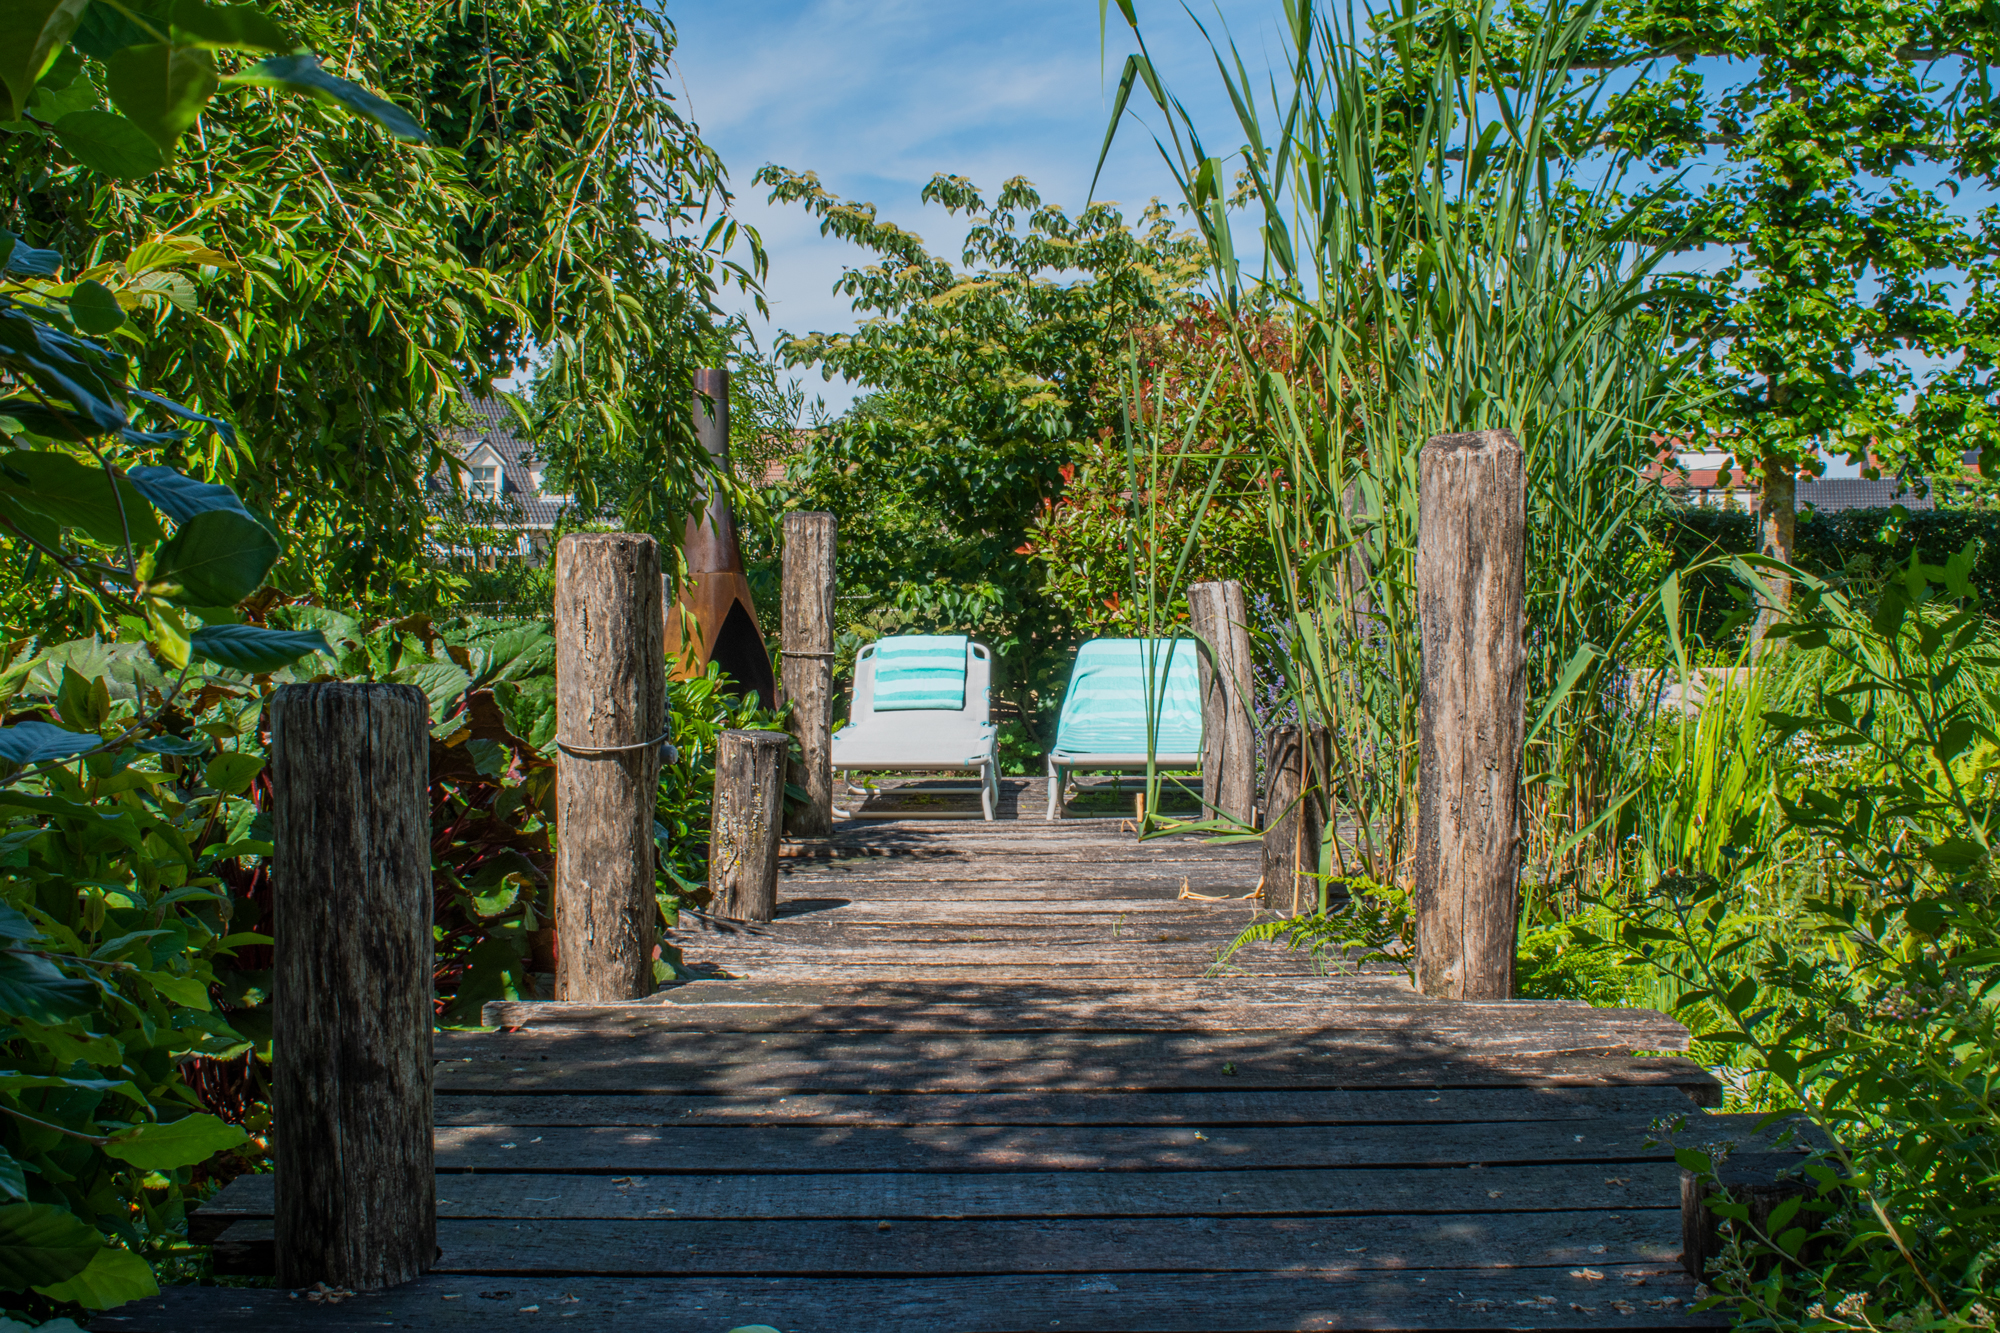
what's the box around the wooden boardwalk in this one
[104,793,1770,1332]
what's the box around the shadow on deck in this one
[106,817,1774,1333]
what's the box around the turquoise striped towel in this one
[870,635,969,711]
[1053,638,1203,755]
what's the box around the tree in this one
[1589,0,2000,617]
[3,0,762,617]
[754,168,1204,748]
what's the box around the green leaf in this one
[189,623,329,673]
[50,109,165,179]
[170,0,292,52]
[102,1113,247,1171]
[0,308,130,435]
[391,661,473,719]
[31,1243,158,1308]
[67,281,126,335]
[124,465,251,523]
[204,751,263,796]
[0,1203,101,1292]
[224,54,429,142]
[0,229,60,277]
[0,0,92,122]
[0,449,162,546]
[71,3,155,59]
[0,721,97,765]
[137,969,210,1009]
[0,951,97,1023]
[103,43,219,152]
[0,1147,25,1203]
[150,508,279,605]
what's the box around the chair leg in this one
[1045,759,1061,821]
[980,759,996,821]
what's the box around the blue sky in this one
[667,0,1278,414]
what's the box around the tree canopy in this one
[3,0,762,621]
[753,167,1206,748]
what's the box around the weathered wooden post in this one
[1189,579,1255,823]
[1260,722,1328,915]
[708,729,787,921]
[781,512,837,837]
[269,683,433,1291]
[1414,428,1526,1000]
[555,532,666,1002]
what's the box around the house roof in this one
[435,397,573,528]
[1798,478,1937,513]
[1658,473,1939,513]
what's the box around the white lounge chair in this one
[1045,637,1204,820]
[832,635,1000,820]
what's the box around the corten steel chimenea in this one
[666,367,777,707]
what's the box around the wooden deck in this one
[102,792,1769,1332]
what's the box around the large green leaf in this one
[0,449,163,547]
[203,751,262,796]
[50,109,165,179]
[102,1113,247,1170]
[149,509,278,605]
[0,720,98,765]
[189,623,330,673]
[67,281,126,335]
[0,1203,100,1292]
[0,230,60,277]
[224,54,429,142]
[390,660,473,720]
[0,1148,25,1203]
[0,951,98,1022]
[0,308,130,435]
[103,43,219,152]
[125,465,250,523]
[0,0,92,121]
[0,492,62,554]
[31,1243,158,1308]
[170,0,292,53]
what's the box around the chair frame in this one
[832,639,1000,821]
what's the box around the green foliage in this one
[1104,0,1691,867]
[1027,304,1286,639]
[757,168,1204,751]
[5,0,762,617]
[1588,0,2000,483]
[1548,550,2000,1330]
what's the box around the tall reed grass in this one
[1100,0,1700,906]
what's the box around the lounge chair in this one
[1045,637,1203,820]
[831,634,1000,820]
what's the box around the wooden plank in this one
[761,898,1268,917]
[476,1002,1688,1050]
[556,979,1436,1006]
[209,1207,1683,1277]
[677,922,1274,944]
[413,1115,1773,1174]
[439,1026,1694,1068]
[91,1265,1723,1332]
[672,963,1393,982]
[672,942,1360,965]
[195,1159,1687,1226]
[430,1086,1702,1128]
[432,1045,1721,1101]
[773,880,1261,899]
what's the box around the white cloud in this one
[669,0,1282,412]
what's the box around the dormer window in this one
[470,464,501,496]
